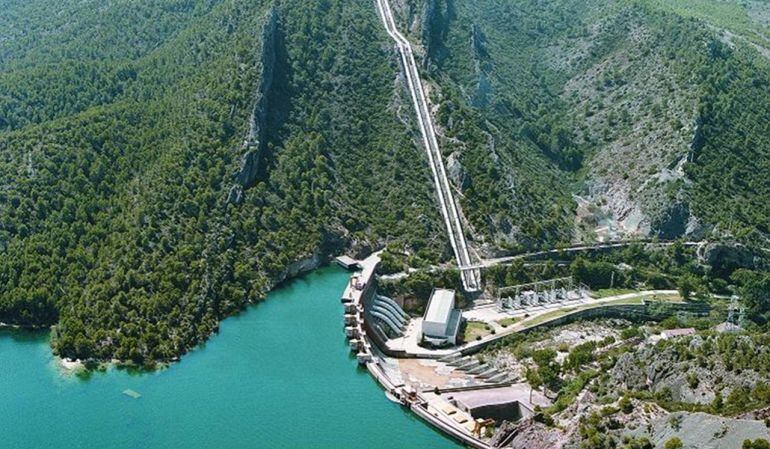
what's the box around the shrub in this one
[744,439,770,449]
[687,372,699,389]
[619,395,633,414]
[620,326,641,340]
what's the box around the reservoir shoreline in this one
[0,266,460,449]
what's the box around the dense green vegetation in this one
[1,0,768,366]
[685,40,770,238]
[564,242,767,307]
[406,0,770,247]
[413,0,589,249]
[0,0,446,364]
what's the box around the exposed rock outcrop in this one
[446,151,469,190]
[505,419,568,449]
[471,24,488,60]
[282,253,322,280]
[652,202,690,240]
[641,412,770,449]
[230,7,279,201]
[421,0,440,56]
[702,241,756,273]
[420,0,453,67]
[470,24,492,108]
[611,337,767,406]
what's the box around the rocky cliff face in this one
[559,15,701,241]
[229,7,279,203]
[702,242,757,274]
[611,336,768,405]
[469,24,492,108]
[419,0,453,68]
[278,252,322,283]
[642,411,770,449]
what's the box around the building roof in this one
[424,289,455,324]
[662,328,696,338]
[715,322,742,333]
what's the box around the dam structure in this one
[337,251,706,447]
[340,252,496,449]
[370,295,409,337]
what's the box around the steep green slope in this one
[0,0,444,364]
[399,0,770,246]
[401,0,583,253]
[1,0,768,365]
[676,31,770,241]
[0,0,229,131]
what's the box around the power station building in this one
[422,289,462,346]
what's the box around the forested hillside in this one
[397,0,770,246]
[0,0,445,364]
[1,0,768,365]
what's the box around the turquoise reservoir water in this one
[0,267,459,449]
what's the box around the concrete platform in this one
[447,384,549,420]
[335,255,361,271]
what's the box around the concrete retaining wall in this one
[459,301,710,356]
[517,301,710,336]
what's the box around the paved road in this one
[473,240,705,268]
[375,0,481,291]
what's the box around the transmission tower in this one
[727,295,739,325]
